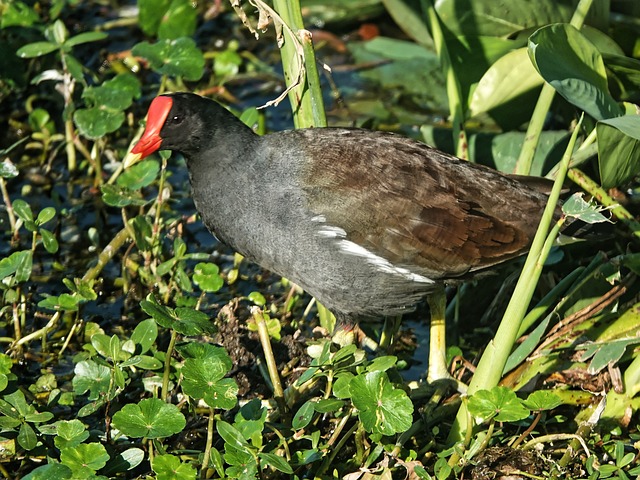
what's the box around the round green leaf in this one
[152,454,197,480]
[60,443,110,477]
[117,160,160,190]
[349,371,413,435]
[72,360,111,400]
[193,262,224,292]
[468,386,531,423]
[181,357,238,410]
[523,391,563,411]
[112,398,186,438]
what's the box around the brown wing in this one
[300,129,550,280]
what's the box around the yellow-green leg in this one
[427,286,467,392]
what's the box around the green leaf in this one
[597,115,640,188]
[217,420,252,452]
[18,422,37,450]
[131,319,158,354]
[138,0,171,35]
[38,293,82,312]
[130,215,153,251]
[523,391,563,411]
[141,294,215,335]
[46,19,68,46]
[468,386,531,423]
[117,159,159,190]
[562,193,610,224]
[292,400,315,430]
[35,206,56,226]
[528,24,622,120]
[349,371,413,435]
[72,360,111,400]
[132,38,205,81]
[101,447,145,476]
[193,263,224,292]
[0,250,33,283]
[52,419,90,450]
[247,291,266,306]
[64,31,108,48]
[259,452,293,474]
[366,355,397,372]
[158,0,198,40]
[181,357,238,410]
[21,464,73,480]
[1,1,39,28]
[152,454,197,480]
[0,159,19,178]
[112,398,186,438]
[582,338,640,374]
[314,398,344,413]
[16,41,59,58]
[100,184,151,207]
[40,228,59,254]
[74,73,141,139]
[60,443,110,477]
[469,47,543,117]
[12,199,34,223]
[435,0,576,37]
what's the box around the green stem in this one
[421,0,468,159]
[271,0,327,128]
[252,307,288,420]
[201,407,215,477]
[448,115,583,443]
[162,329,178,402]
[514,0,594,175]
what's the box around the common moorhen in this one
[130,92,551,382]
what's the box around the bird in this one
[129,92,551,384]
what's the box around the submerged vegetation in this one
[1,0,640,478]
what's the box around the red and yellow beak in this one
[126,96,174,167]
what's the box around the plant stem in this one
[421,0,468,159]
[162,329,178,402]
[201,407,215,477]
[448,115,583,443]
[270,0,326,128]
[251,307,288,419]
[514,0,594,175]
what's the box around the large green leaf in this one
[597,115,640,188]
[435,0,575,37]
[469,47,543,117]
[529,24,622,120]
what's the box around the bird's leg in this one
[426,286,467,393]
[426,285,449,383]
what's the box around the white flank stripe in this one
[337,239,433,284]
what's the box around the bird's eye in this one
[172,115,183,124]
